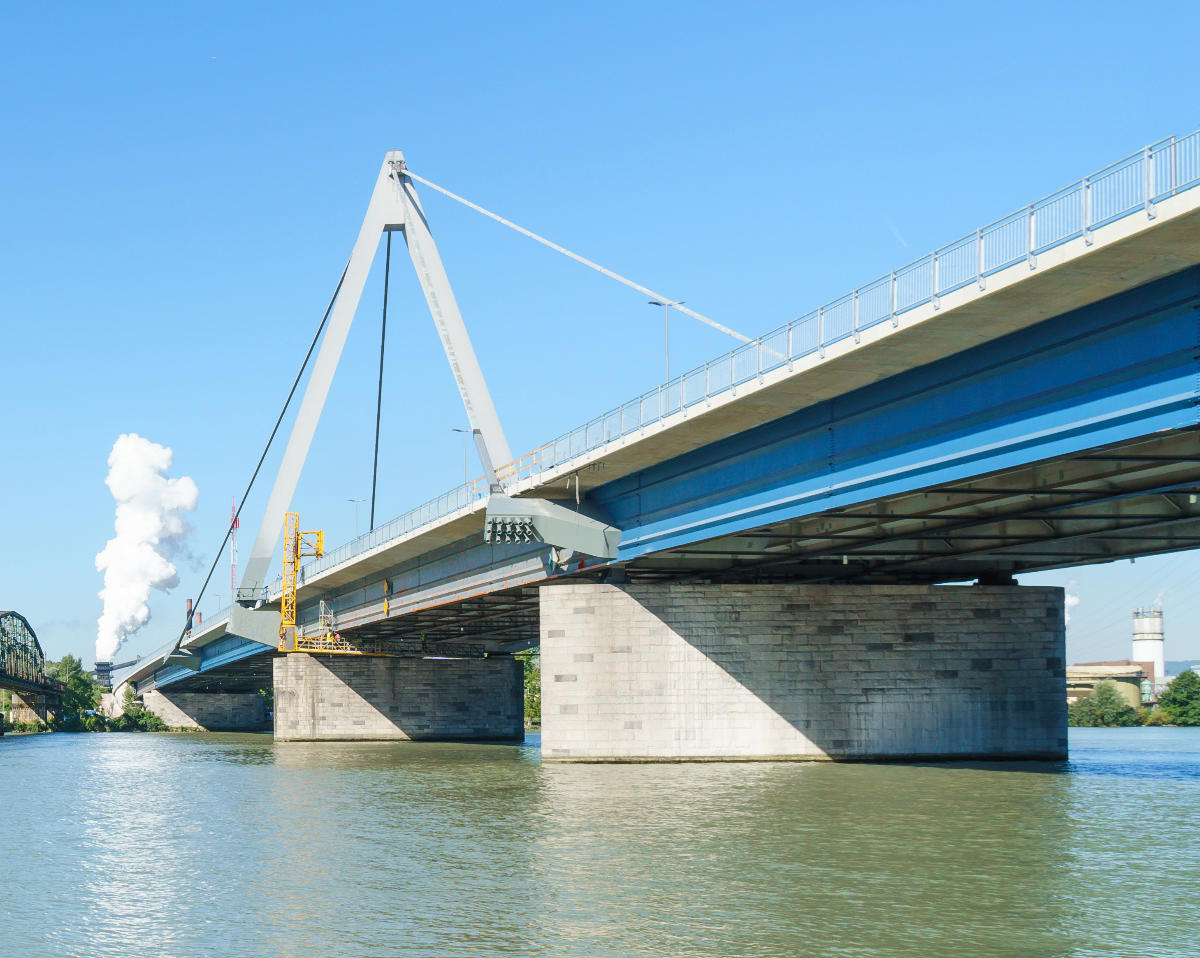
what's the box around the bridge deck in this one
[118,133,1200,693]
[296,173,1200,596]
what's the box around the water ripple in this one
[0,728,1196,957]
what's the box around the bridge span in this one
[1,611,65,727]
[119,130,1200,760]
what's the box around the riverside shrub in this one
[1068,680,1140,727]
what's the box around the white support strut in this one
[389,155,513,469]
[239,151,514,597]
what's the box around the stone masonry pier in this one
[273,653,523,742]
[142,690,269,731]
[540,583,1066,762]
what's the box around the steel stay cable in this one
[398,167,753,345]
[370,233,391,532]
[163,266,349,659]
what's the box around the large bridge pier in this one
[272,653,524,742]
[140,689,270,731]
[540,583,1066,762]
[9,691,59,727]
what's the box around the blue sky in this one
[3,1,1200,667]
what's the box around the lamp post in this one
[347,498,364,538]
[451,428,470,482]
[648,300,684,382]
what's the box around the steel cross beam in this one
[239,152,513,597]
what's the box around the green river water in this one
[0,727,1196,957]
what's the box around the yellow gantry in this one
[278,511,324,651]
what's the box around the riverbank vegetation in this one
[1,655,103,733]
[1,657,174,733]
[1070,670,1200,727]
[516,649,540,727]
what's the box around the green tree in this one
[1156,669,1200,726]
[109,686,167,732]
[516,649,540,727]
[1068,680,1140,727]
[44,655,102,730]
[62,655,100,715]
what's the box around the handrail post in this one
[890,270,898,327]
[1027,204,1036,270]
[1082,177,1093,245]
[931,251,940,310]
[1144,145,1156,219]
[852,290,860,344]
[818,306,825,359]
[977,227,985,290]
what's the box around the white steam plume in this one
[95,434,199,662]
[1065,578,1081,626]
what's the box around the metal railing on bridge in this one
[516,131,1200,485]
[286,130,1200,584]
[295,480,490,583]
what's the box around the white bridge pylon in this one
[238,152,619,602]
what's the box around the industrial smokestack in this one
[1132,607,1165,686]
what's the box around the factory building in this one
[1067,607,1165,706]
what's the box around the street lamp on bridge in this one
[451,428,470,483]
[648,299,684,382]
[347,498,365,538]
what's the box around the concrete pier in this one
[10,692,57,727]
[540,583,1066,762]
[142,690,269,731]
[273,653,523,742]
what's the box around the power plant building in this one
[1067,606,1166,706]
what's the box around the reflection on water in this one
[0,729,1197,957]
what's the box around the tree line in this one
[1069,669,1200,727]
[1,655,167,733]
[4,651,544,733]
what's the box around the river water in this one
[1,728,1197,958]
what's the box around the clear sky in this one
[3,1,1200,669]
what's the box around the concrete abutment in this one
[540,582,1066,762]
[272,653,524,742]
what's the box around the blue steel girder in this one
[595,266,1200,560]
[145,265,1200,683]
[141,634,274,694]
[146,538,549,690]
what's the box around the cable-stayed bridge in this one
[117,130,1200,760]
